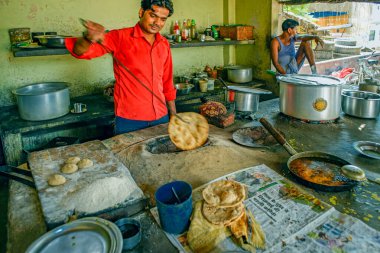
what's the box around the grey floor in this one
[0,177,8,253]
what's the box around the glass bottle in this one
[190,19,197,39]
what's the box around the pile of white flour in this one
[66,176,143,213]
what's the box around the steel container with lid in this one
[277,74,344,121]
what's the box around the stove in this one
[279,113,340,124]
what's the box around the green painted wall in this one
[0,0,224,106]
[235,0,276,92]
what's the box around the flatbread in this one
[229,208,248,239]
[202,201,244,226]
[202,180,245,208]
[168,112,209,151]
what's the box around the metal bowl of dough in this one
[26,217,123,253]
[34,35,71,48]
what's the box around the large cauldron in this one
[277,74,344,121]
[13,82,70,121]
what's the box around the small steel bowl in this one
[175,83,194,95]
[115,218,141,250]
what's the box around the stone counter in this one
[6,98,380,252]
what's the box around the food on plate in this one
[77,158,93,169]
[202,201,244,226]
[168,112,209,151]
[61,163,78,174]
[65,156,81,164]
[48,174,66,186]
[202,179,245,207]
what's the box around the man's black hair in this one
[141,0,174,17]
[282,19,299,31]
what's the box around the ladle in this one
[171,187,181,204]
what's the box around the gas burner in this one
[235,111,255,120]
[279,113,339,124]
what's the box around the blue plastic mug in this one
[155,181,193,234]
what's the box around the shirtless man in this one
[271,19,324,75]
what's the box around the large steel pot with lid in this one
[13,82,70,121]
[277,74,344,121]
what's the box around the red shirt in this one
[65,23,176,121]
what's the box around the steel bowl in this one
[225,66,253,83]
[35,35,70,48]
[342,90,380,119]
[175,83,194,95]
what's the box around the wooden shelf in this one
[170,39,255,48]
[11,39,255,57]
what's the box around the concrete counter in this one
[6,98,380,252]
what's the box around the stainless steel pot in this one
[278,74,344,121]
[13,82,70,121]
[226,66,252,83]
[227,85,272,112]
[342,90,380,119]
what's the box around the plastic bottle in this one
[190,19,197,39]
[173,20,180,35]
[181,20,188,40]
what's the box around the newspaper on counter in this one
[151,164,380,252]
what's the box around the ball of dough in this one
[65,156,81,164]
[48,174,66,186]
[77,158,93,169]
[61,163,78,174]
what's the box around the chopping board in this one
[28,140,145,229]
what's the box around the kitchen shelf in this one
[11,39,255,57]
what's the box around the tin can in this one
[176,34,182,43]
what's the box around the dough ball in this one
[65,156,81,164]
[48,174,66,186]
[77,158,93,169]
[61,163,78,174]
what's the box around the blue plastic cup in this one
[155,181,193,234]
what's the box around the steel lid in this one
[227,85,272,94]
[26,217,123,253]
[277,74,344,87]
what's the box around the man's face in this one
[139,5,169,34]
[287,27,297,38]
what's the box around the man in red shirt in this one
[65,0,177,134]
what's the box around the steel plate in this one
[232,126,282,148]
[26,217,123,253]
[353,141,380,160]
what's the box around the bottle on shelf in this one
[173,20,180,35]
[181,20,188,40]
[190,19,197,39]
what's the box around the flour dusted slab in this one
[28,140,145,228]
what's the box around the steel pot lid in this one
[227,85,272,94]
[277,74,344,87]
[13,82,69,96]
[26,217,123,253]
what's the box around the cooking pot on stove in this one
[13,82,70,121]
[219,78,272,113]
[277,74,344,121]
